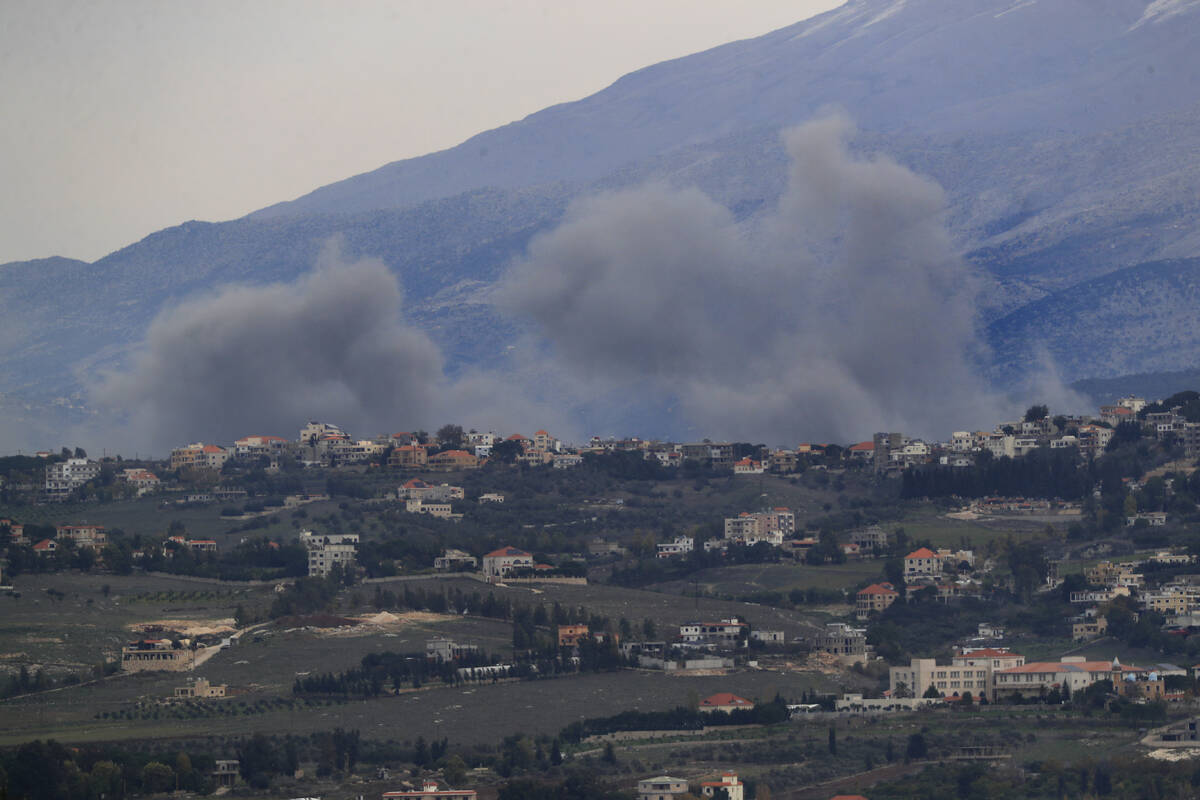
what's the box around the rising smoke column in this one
[92,242,445,450]
[498,113,1007,442]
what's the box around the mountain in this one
[3,0,1200,449]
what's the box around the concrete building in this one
[904,547,942,580]
[169,443,229,472]
[637,776,690,800]
[434,549,477,571]
[299,530,359,578]
[44,458,101,500]
[174,677,227,698]
[811,623,868,663]
[856,583,900,620]
[121,640,192,672]
[680,619,747,648]
[656,536,694,558]
[699,772,744,800]
[993,657,1147,701]
[482,546,534,579]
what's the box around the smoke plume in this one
[92,242,444,450]
[498,113,1011,442]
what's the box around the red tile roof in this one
[905,547,938,559]
[849,441,874,451]
[485,546,531,559]
[857,583,898,596]
[700,692,753,708]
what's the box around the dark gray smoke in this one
[92,242,444,450]
[498,113,1012,442]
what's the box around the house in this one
[680,619,747,648]
[32,539,57,555]
[903,547,942,580]
[656,536,694,558]
[750,630,785,644]
[558,624,589,647]
[434,549,477,571]
[811,623,868,664]
[478,492,505,504]
[174,677,226,698]
[1127,512,1167,527]
[120,468,160,493]
[169,443,229,471]
[121,640,192,672]
[733,458,764,474]
[847,525,889,551]
[55,524,107,550]
[855,583,899,620]
[699,693,754,713]
[398,479,465,502]
[384,781,477,800]
[482,546,534,579]
[388,444,429,469]
[1,518,26,545]
[405,499,462,520]
[637,776,690,800]
[1073,617,1108,641]
[426,450,480,471]
[699,772,744,800]
[426,638,478,661]
[212,760,240,788]
[298,530,358,577]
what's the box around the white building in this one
[699,773,743,800]
[299,530,359,578]
[482,546,534,578]
[656,536,694,558]
[44,458,101,500]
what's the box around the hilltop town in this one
[2,390,1200,799]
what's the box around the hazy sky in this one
[0,0,842,265]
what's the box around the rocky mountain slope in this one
[3,0,1200,448]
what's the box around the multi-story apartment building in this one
[299,531,359,578]
[44,458,101,500]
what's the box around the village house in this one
[811,623,868,664]
[426,449,480,471]
[434,549,477,571]
[120,468,160,494]
[856,583,900,620]
[699,693,754,714]
[847,525,889,551]
[405,499,462,520]
[121,639,193,672]
[388,444,429,469]
[680,619,748,649]
[481,546,534,579]
[1073,616,1108,641]
[699,772,744,800]
[55,524,107,550]
[637,776,690,800]
[398,479,465,502]
[656,536,694,558]
[426,638,478,661]
[212,760,240,789]
[557,624,590,647]
[169,443,229,471]
[478,492,505,503]
[903,547,942,580]
[174,676,226,699]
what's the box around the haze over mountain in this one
[3,0,1200,452]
